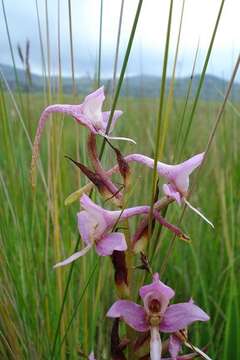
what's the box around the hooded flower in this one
[54,195,157,268]
[107,273,209,360]
[54,194,127,268]
[54,195,189,268]
[113,153,204,204]
[107,153,213,227]
[31,86,134,186]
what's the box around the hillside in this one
[0,63,239,101]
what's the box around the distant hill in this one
[0,63,239,101]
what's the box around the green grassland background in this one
[0,87,239,358]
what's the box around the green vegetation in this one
[0,0,240,358]
[0,89,239,358]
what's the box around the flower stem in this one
[87,133,122,202]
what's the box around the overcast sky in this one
[0,0,239,79]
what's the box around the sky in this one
[0,0,239,80]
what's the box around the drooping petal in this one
[102,110,123,133]
[140,273,175,303]
[168,335,182,360]
[107,300,149,332]
[95,232,127,256]
[30,104,94,186]
[160,301,209,333]
[53,244,92,268]
[150,326,162,360]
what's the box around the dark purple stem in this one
[87,133,122,200]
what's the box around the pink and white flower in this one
[107,273,209,360]
[108,153,213,227]
[31,87,134,185]
[54,195,188,268]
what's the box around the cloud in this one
[0,0,239,80]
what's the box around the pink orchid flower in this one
[107,273,209,360]
[54,195,189,268]
[108,153,213,227]
[54,194,153,268]
[115,153,204,204]
[31,86,135,185]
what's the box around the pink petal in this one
[162,183,182,204]
[84,86,105,108]
[95,232,127,256]
[123,154,173,178]
[80,193,102,212]
[102,110,123,133]
[169,335,182,359]
[171,153,204,194]
[160,301,210,333]
[77,211,107,246]
[30,104,94,186]
[115,153,203,201]
[107,300,149,332]
[140,273,175,303]
[53,244,92,268]
[81,87,105,129]
[80,194,117,226]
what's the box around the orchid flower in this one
[31,86,135,186]
[107,273,209,360]
[107,152,213,227]
[54,195,188,268]
[54,195,150,268]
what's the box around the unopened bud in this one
[111,250,130,298]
